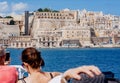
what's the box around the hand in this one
[63,65,101,81]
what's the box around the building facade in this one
[0,9,120,48]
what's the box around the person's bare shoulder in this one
[52,72,61,77]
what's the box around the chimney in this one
[25,11,29,35]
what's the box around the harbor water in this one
[7,48,120,79]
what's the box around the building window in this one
[43,37,45,41]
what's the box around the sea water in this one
[7,48,120,78]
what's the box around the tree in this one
[37,8,59,12]
[43,8,51,12]
[37,8,43,12]
[52,10,59,12]
[5,16,13,18]
[0,16,3,18]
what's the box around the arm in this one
[61,65,102,83]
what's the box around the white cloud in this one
[12,2,28,11]
[9,12,17,16]
[0,2,28,16]
[0,13,6,16]
[0,1,8,12]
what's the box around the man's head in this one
[0,46,6,65]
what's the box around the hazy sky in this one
[0,0,120,16]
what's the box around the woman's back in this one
[18,72,60,83]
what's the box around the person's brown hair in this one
[21,47,45,69]
[0,48,6,65]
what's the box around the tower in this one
[25,11,29,35]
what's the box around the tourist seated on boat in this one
[0,46,18,83]
[17,47,103,83]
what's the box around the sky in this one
[0,0,120,16]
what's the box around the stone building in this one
[31,9,80,48]
[59,25,92,47]
[33,28,62,48]
[0,18,13,24]
[0,23,20,47]
[1,9,120,48]
[9,36,33,48]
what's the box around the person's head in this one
[21,47,45,70]
[0,46,6,65]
